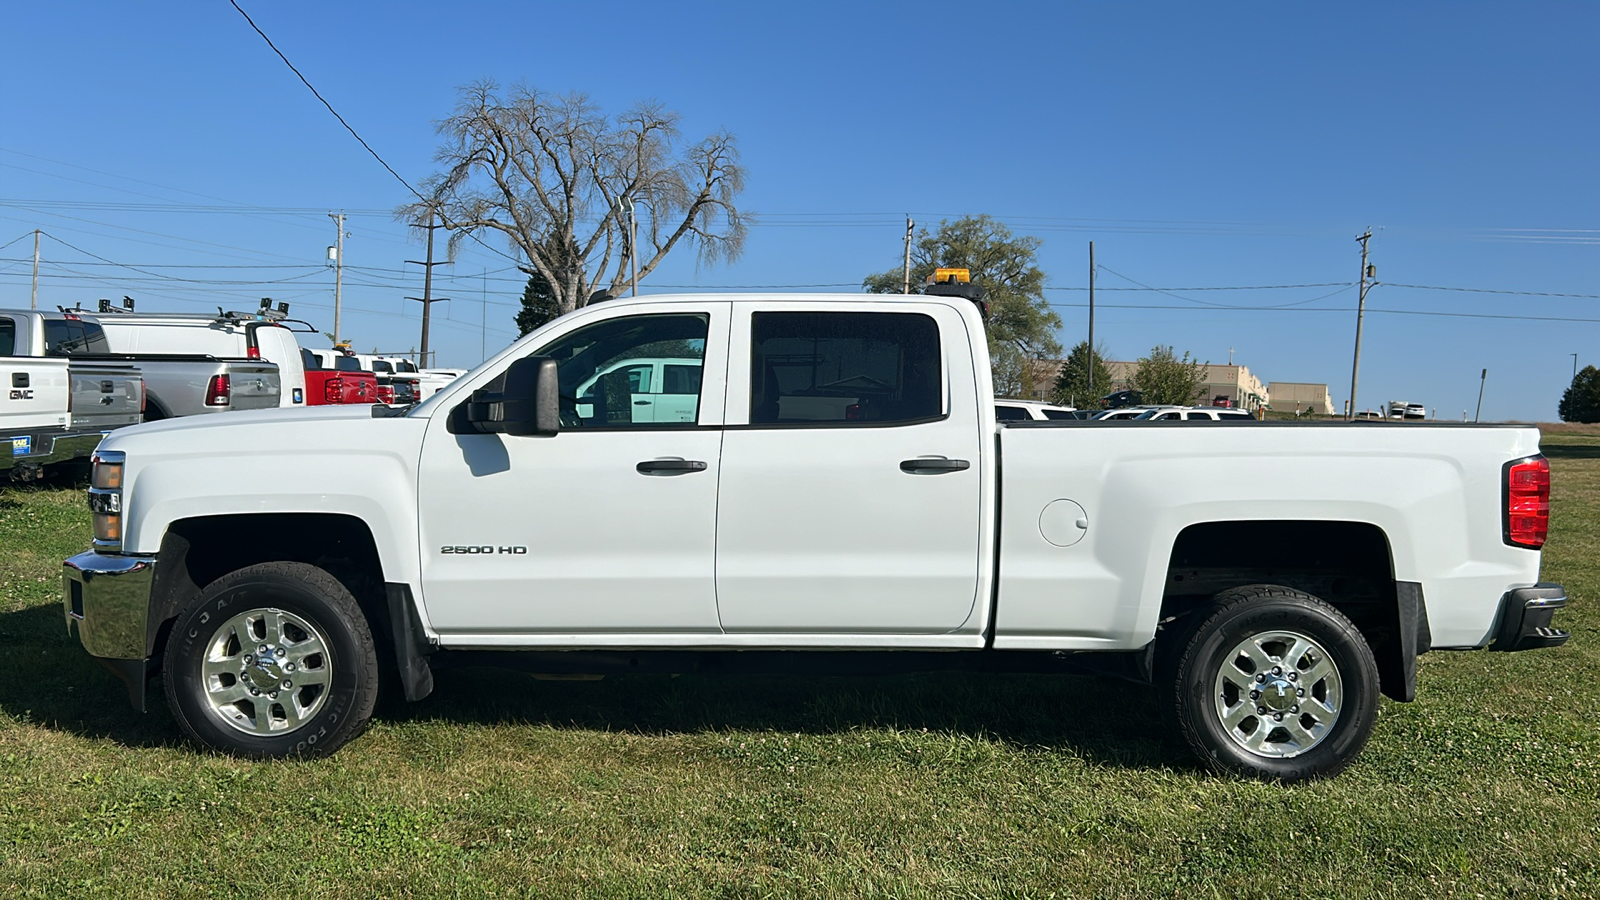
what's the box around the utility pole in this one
[328,212,346,344]
[619,196,639,297]
[902,216,914,294]
[481,268,488,363]
[405,215,450,369]
[1571,353,1579,381]
[1087,241,1096,394]
[1346,231,1375,420]
[1475,369,1488,423]
[30,229,40,309]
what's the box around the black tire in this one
[1167,584,1379,782]
[162,561,379,758]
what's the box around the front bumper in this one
[1491,583,1571,651]
[63,550,158,709]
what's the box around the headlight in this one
[89,450,126,551]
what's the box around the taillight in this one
[138,382,146,414]
[1505,455,1550,549]
[205,374,231,406]
[246,346,261,360]
[325,377,342,404]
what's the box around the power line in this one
[1382,282,1600,300]
[227,1,419,200]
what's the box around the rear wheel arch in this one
[1156,520,1422,701]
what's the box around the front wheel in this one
[162,561,379,758]
[1168,585,1379,782]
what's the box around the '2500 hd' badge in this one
[440,545,527,555]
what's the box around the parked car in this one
[1132,406,1258,422]
[1093,405,1176,421]
[1405,404,1427,420]
[1100,389,1143,409]
[63,290,1569,783]
[994,400,1079,421]
[575,356,703,424]
[0,308,144,481]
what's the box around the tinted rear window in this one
[1041,409,1077,420]
[995,405,1030,420]
[334,356,362,373]
[43,318,108,355]
[0,318,13,356]
[750,311,942,425]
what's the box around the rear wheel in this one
[162,561,378,758]
[1168,585,1379,782]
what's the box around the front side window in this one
[538,313,708,428]
[750,311,941,425]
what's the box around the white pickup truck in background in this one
[60,291,1569,781]
[1,308,143,482]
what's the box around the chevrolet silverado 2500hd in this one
[60,292,1570,781]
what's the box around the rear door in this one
[714,302,984,634]
[1,316,70,434]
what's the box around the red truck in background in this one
[300,348,381,405]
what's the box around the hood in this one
[99,404,427,457]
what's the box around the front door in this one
[714,304,985,634]
[417,305,729,637]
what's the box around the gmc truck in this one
[1,309,144,481]
[60,292,1570,781]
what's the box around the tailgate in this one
[2,358,69,432]
[67,363,142,429]
[227,365,281,411]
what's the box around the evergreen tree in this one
[1559,365,1600,423]
[1051,341,1112,407]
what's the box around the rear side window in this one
[750,311,941,425]
[995,405,1029,421]
[43,319,95,355]
[1041,409,1077,420]
[301,349,323,370]
[0,318,14,356]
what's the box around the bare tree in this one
[401,81,749,317]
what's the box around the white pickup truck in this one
[1,309,144,481]
[60,291,1569,781]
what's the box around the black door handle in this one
[900,457,971,474]
[634,400,651,405]
[636,458,708,475]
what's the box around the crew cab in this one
[60,292,1570,781]
[1,309,144,481]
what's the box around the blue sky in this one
[2,2,1595,420]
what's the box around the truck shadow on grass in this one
[1542,443,1600,460]
[0,602,1186,772]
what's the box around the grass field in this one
[2,433,1596,898]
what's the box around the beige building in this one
[1268,382,1335,415]
[1023,356,1276,413]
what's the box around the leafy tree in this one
[403,81,748,317]
[863,215,1062,396]
[1051,341,1112,407]
[1133,345,1207,406]
[1559,365,1600,423]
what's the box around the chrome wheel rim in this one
[1213,629,1343,759]
[200,607,333,736]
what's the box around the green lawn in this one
[2,436,1596,898]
